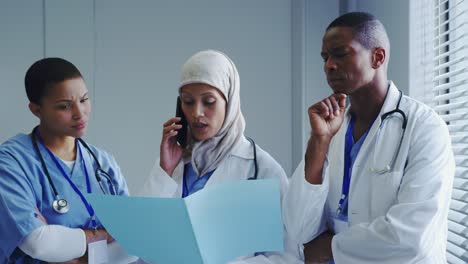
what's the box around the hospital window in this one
[412,0,468,262]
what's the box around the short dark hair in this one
[326,12,390,52]
[25,57,83,104]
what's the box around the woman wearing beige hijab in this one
[138,50,299,263]
[140,50,289,197]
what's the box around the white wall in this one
[291,0,339,169]
[0,0,413,193]
[0,0,292,193]
[0,1,44,141]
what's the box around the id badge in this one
[88,239,109,264]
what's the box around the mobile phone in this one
[175,96,188,148]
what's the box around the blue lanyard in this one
[36,132,97,229]
[337,115,355,218]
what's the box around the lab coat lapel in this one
[203,137,253,187]
[328,113,348,212]
[173,161,186,195]
[347,82,402,214]
[350,82,401,174]
[204,159,230,187]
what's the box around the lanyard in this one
[36,132,97,229]
[337,115,355,218]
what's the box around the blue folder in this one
[86,179,283,264]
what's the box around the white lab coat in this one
[283,82,455,264]
[138,136,290,198]
[137,136,300,264]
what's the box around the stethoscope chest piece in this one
[31,126,116,217]
[53,198,70,214]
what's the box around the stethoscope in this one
[370,89,407,174]
[337,90,407,218]
[31,127,116,216]
[246,137,259,180]
[182,137,258,197]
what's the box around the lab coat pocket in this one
[370,171,403,218]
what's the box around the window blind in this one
[432,0,468,263]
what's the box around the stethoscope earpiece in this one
[53,198,70,214]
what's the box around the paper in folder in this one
[86,179,283,264]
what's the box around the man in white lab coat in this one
[283,12,455,264]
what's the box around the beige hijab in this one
[179,50,245,176]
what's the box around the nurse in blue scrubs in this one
[0,58,129,263]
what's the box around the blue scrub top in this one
[182,163,214,198]
[0,133,129,263]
